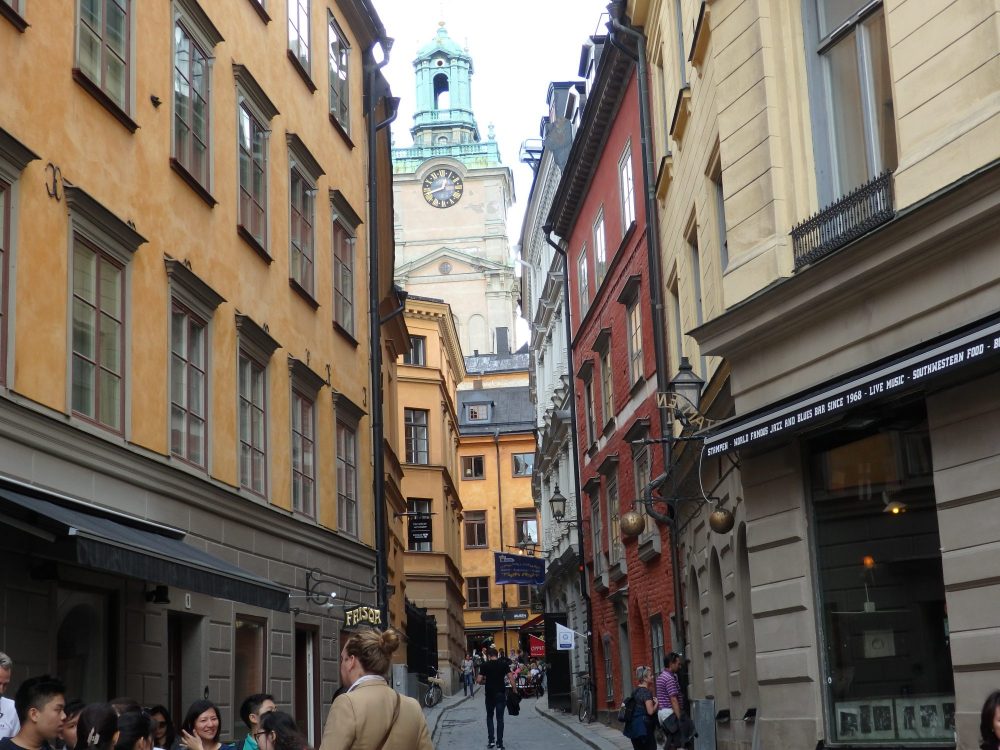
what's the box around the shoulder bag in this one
[373,691,401,750]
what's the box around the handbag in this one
[505,688,522,716]
[373,691,401,750]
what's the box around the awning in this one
[519,614,545,632]
[0,483,289,611]
[701,312,1000,458]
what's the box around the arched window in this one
[468,314,487,355]
[433,73,450,110]
[709,548,730,709]
[687,567,703,698]
[736,522,759,707]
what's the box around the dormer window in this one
[467,403,490,422]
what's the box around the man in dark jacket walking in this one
[477,648,511,749]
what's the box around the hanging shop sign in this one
[480,608,529,622]
[703,314,1000,458]
[344,605,382,628]
[529,634,545,658]
[494,552,545,586]
[408,513,432,547]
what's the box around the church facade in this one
[392,24,518,357]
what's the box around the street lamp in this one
[549,484,568,522]
[669,356,704,415]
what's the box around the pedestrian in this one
[0,675,65,750]
[0,653,20,740]
[235,695,275,750]
[254,712,307,750]
[477,648,511,750]
[178,701,233,750]
[58,701,85,750]
[114,709,153,750]
[318,626,431,750]
[74,704,117,750]
[461,654,475,697]
[980,690,1000,750]
[146,706,175,750]
[655,653,691,749]
[622,667,658,750]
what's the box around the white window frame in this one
[234,65,278,256]
[288,0,311,74]
[327,12,350,131]
[619,144,635,231]
[577,244,589,316]
[337,419,358,536]
[593,213,607,287]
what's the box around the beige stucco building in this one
[625,0,1000,747]
[0,0,398,741]
[397,294,467,694]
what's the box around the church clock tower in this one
[393,23,518,357]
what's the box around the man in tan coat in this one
[319,628,432,750]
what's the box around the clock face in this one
[422,168,464,208]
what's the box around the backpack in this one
[617,693,636,723]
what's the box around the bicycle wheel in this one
[578,689,590,722]
[424,687,438,707]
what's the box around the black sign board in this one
[408,514,432,547]
[479,608,529,622]
[703,315,1000,457]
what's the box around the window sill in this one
[637,532,661,562]
[0,1,28,32]
[73,68,139,133]
[238,225,272,263]
[333,320,359,347]
[601,417,616,437]
[465,545,489,550]
[586,443,598,458]
[461,476,486,481]
[329,113,356,149]
[289,277,320,309]
[629,376,646,398]
[593,570,610,594]
[609,558,628,582]
[287,50,317,93]
[170,158,217,207]
[245,0,270,23]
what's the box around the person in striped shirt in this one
[655,653,684,738]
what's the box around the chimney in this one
[496,327,510,356]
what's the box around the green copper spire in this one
[393,23,502,173]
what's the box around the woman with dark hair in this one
[114,710,153,750]
[59,700,87,750]
[147,706,176,750]
[981,690,1000,750]
[254,712,307,750]
[179,701,233,750]
[74,704,118,750]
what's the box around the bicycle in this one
[576,672,594,723]
[424,666,444,707]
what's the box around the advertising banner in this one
[529,634,545,658]
[494,552,545,586]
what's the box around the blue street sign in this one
[494,552,545,586]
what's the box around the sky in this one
[376,0,611,245]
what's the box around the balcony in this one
[791,170,894,269]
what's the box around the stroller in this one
[515,669,544,698]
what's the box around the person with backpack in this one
[622,667,658,750]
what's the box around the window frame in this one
[517,584,538,608]
[238,350,268,496]
[650,615,665,674]
[515,509,538,546]
[327,12,350,133]
[603,634,614,701]
[590,489,605,577]
[606,472,622,566]
[462,454,485,480]
[619,144,635,232]
[235,65,278,258]
[466,403,490,422]
[577,244,590,317]
[633,443,653,542]
[404,335,426,366]
[627,300,644,385]
[290,388,316,518]
[332,217,355,334]
[169,302,208,467]
[75,0,132,117]
[287,0,311,77]
[600,347,614,425]
[467,576,491,609]
[512,452,534,477]
[404,407,429,464]
[464,510,487,549]
[337,419,358,536]
[289,164,316,298]
[593,212,607,287]
[584,377,597,446]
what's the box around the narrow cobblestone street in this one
[434,694,588,750]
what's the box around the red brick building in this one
[547,34,677,721]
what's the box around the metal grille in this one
[792,171,894,268]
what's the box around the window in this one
[466,403,490,422]
[709,154,728,270]
[594,213,607,286]
[462,455,485,480]
[77,0,131,111]
[584,378,596,445]
[467,576,490,609]
[607,473,622,565]
[600,349,613,424]
[238,352,267,494]
[332,218,355,334]
[337,421,358,536]
[464,510,487,548]
[619,146,635,230]
[287,0,310,74]
[404,336,426,366]
[627,301,643,384]
[810,410,952,744]
[687,225,703,326]
[512,453,534,477]
[234,618,266,722]
[650,615,665,674]
[170,305,207,466]
[0,179,9,386]
[235,65,277,256]
[590,490,605,577]
[633,444,653,540]
[172,6,217,193]
[577,246,589,316]
[815,1,896,198]
[669,278,684,365]
[404,408,428,464]
[515,509,537,546]
[71,239,124,431]
[327,14,350,130]
[407,498,431,551]
[518,585,539,608]
[289,166,315,296]
[673,0,687,89]
[603,635,614,701]
[291,391,315,516]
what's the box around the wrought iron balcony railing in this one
[792,170,894,269]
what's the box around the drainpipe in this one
[607,5,686,659]
[542,226,596,717]
[494,429,509,653]
[365,37,398,629]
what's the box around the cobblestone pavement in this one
[434,694,591,750]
